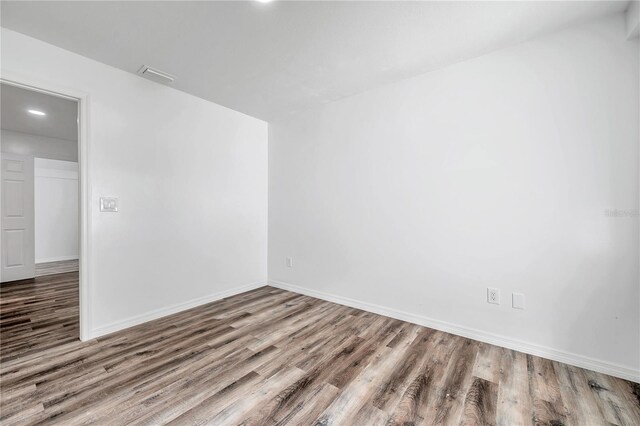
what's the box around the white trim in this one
[35,168,78,180]
[36,256,79,264]
[36,256,79,263]
[269,279,640,383]
[0,70,92,341]
[90,281,268,339]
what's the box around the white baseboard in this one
[269,280,639,383]
[36,255,79,263]
[90,280,268,339]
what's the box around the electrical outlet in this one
[286,257,293,268]
[487,288,500,305]
[512,293,525,309]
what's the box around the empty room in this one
[0,1,638,425]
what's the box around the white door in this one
[1,153,35,282]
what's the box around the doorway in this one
[1,81,86,348]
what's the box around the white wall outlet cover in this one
[512,292,525,309]
[286,257,293,268]
[100,197,118,212]
[487,287,500,305]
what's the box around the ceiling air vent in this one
[137,65,175,85]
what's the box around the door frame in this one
[1,71,92,341]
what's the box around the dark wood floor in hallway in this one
[0,275,639,425]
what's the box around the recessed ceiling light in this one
[27,109,46,116]
[255,0,273,3]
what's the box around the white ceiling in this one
[0,1,629,121]
[1,83,78,141]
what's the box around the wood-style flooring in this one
[35,259,79,277]
[1,272,79,363]
[1,274,639,425]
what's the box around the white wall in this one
[269,15,639,379]
[1,28,268,337]
[34,158,78,263]
[1,129,78,162]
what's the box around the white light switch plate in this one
[512,292,525,309]
[100,197,118,212]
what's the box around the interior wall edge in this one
[89,280,268,340]
[268,279,640,383]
